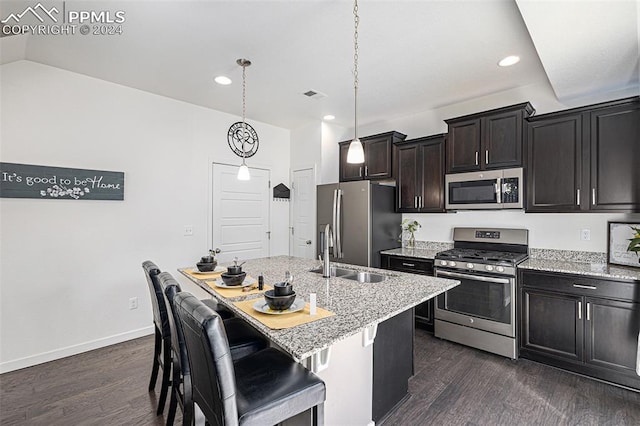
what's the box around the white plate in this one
[192,266,225,274]
[211,277,257,289]
[252,298,305,315]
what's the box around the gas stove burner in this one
[436,248,527,265]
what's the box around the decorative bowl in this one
[264,289,296,311]
[196,261,217,272]
[221,271,246,286]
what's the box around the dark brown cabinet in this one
[445,103,534,173]
[339,131,406,182]
[526,96,639,213]
[381,254,435,331]
[395,135,446,213]
[519,269,640,390]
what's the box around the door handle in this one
[592,188,596,206]
[359,167,362,178]
[485,150,489,165]
[577,189,581,206]
[336,189,343,258]
[305,240,312,245]
[573,284,597,290]
[365,165,368,176]
[586,302,591,321]
[402,262,416,267]
[414,196,417,209]
[419,196,423,209]
[475,151,479,166]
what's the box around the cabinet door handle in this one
[578,301,582,320]
[402,262,416,267]
[475,151,479,166]
[586,302,591,321]
[365,165,368,176]
[592,188,596,205]
[359,167,362,177]
[573,284,597,290]
[577,189,581,206]
[414,196,417,209]
[419,195,423,209]
[485,150,489,164]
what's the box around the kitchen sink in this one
[309,266,386,283]
[343,272,386,283]
[309,266,356,277]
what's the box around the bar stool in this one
[158,272,268,426]
[142,261,235,416]
[174,292,326,426]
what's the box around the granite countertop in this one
[519,258,640,281]
[179,255,459,361]
[380,247,440,260]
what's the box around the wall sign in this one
[0,163,125,201]
[608,221,640,269]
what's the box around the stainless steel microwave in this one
[445,167,523,210]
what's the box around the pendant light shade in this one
[237,163,250,180]
[346,138,365,163]
[347,0,365,165]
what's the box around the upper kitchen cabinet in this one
[526,97,639,213]
[588,100,640,211]
[339,131,406,182]
[445,102,534,173]
[395,134,446,213]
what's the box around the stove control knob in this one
[485,265,494,271]
[496,266,505,273]
[466,263,474,269]
[440,260,448,266]
[448,261,456,267]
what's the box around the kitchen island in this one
[179,255,459,426]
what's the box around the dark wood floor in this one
[2,329,639,425]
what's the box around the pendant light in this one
[237,58,251,180]
[346,0,365,164]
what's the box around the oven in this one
[433,227,528,359]
[434,269,515,339]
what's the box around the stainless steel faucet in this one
[321,223,334,278]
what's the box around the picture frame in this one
[607,221,640,269]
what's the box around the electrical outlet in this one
[184,225,194,236]
[129,297,138,310]
[580,229,591,241]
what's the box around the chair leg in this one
[149,327,161,391]
[156,339,172,415]
[182,374,193,426]
[167,385,178,426]
[312,402,324,426]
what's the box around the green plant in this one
[627,226,640,259]
[402,219,421,233]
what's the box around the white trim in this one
[0,326,154,373]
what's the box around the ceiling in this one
[1,0,638,130]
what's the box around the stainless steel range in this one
[434,227,529,359]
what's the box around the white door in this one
[291,167,315,259]
[212,163,270,262]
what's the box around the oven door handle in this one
[436,269,511,284]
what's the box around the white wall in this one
[0,60,291,372]
[315,81,640,253]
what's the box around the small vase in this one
[408,232,416,249]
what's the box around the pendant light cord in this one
[353,0,359,140]
[241,63,247,165]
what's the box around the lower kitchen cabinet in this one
[519,270,640,390]
[381,254,435,331]
[372,309,414,423]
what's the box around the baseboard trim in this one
[0,326,154,374]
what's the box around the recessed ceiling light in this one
[323,115,335,121]
[498,56,520,67]
[214,75,232,85]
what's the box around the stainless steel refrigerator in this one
[317,180,401,268]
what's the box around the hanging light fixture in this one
[237,58,252,180]
[346,0,365,164]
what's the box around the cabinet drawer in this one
[520,270,639,302]
[388,256,433,275]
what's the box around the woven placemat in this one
[183,268,224,280]
[205,280,273,298]
[233,298,335,330]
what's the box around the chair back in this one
[142,261,170,335]
[174,292,239,426]
[157,272,189,375]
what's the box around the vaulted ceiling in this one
[1,0,638,130]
